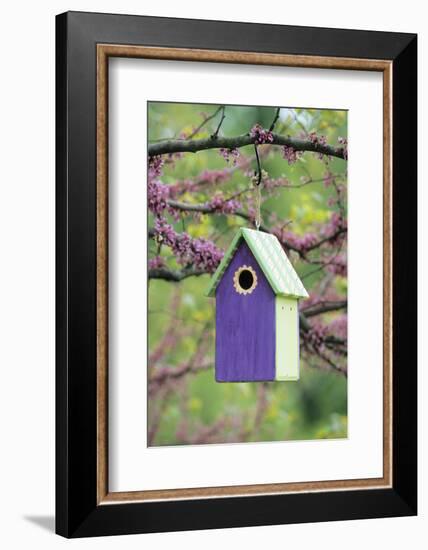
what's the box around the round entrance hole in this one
[233,265,258,295]
[238,269,254,290]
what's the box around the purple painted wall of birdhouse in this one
[215,241,275,382]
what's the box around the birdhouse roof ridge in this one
[205,227,309,299]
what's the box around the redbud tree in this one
[148,103,348,445]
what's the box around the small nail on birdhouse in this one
[206,228,308,382]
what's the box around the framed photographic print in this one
[56,11,417,538]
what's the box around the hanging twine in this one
[255,182,261,230]
[252,143,263,230]
[250,174,263,230]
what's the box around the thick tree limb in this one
[149,266,207,282]
[149,132,347,160]
[302,300,347,317]
[167,199,222,215]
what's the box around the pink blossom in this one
[148,155,164,180]
[273,226,318,252]
[198,168,233,185]
[168,168,234,198]
[153,217,224,273]
[206,194,241,214]
[338,136,348,160]
[148,256,166,270]
[302,320,329,352]
[273,211,346,254]
[327,254,347,277]
[327,314,347,339]
[219,147,240,165]
[308,131,327,146]
[148,179,169,215]
[308,131,330,160]
[282,145,302,164]
[250,124,274,144]
[320,212,347,243]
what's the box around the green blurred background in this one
[148,102,347,446]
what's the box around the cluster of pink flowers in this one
[166,179,195,199]
[338,136,348,159]
[302,320,329,352]
[308,131,330,160]
[219,147,240,165]
[154,217,224,273]
[148,179,170,215]
[326,314,347,339]
[320,212,347,243]
[302,314,347,354]
[282,145,303,165]
[206,194,241,214]
[273,226,319,253]
[148,155,164,180]
[148,155,171,215]
[148,256,166,270]
[308,131,327,146]
[289,232,319,251]
[249,124,274,144]
[198,168,234,185]
[167,169,234,198]
[273,211,347,254]
[327,254,347,277]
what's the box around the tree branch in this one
[149,266,208,282]
[149,132,347,160]
[314,348,347,377]
[211,105,226,138]
[301,300,347,317]
[186,106,223,139]
[149,361,212,385]
[269,107,281,132]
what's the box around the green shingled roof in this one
[206,228,309,299]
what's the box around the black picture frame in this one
[56,10,417,538]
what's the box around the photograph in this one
[147,102,348,446]
[0,0,421,543]
[49,9,417,539]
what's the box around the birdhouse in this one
[206,228,308,382]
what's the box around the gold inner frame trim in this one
[96,43,393,505]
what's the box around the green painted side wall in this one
[275,296,299,381]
